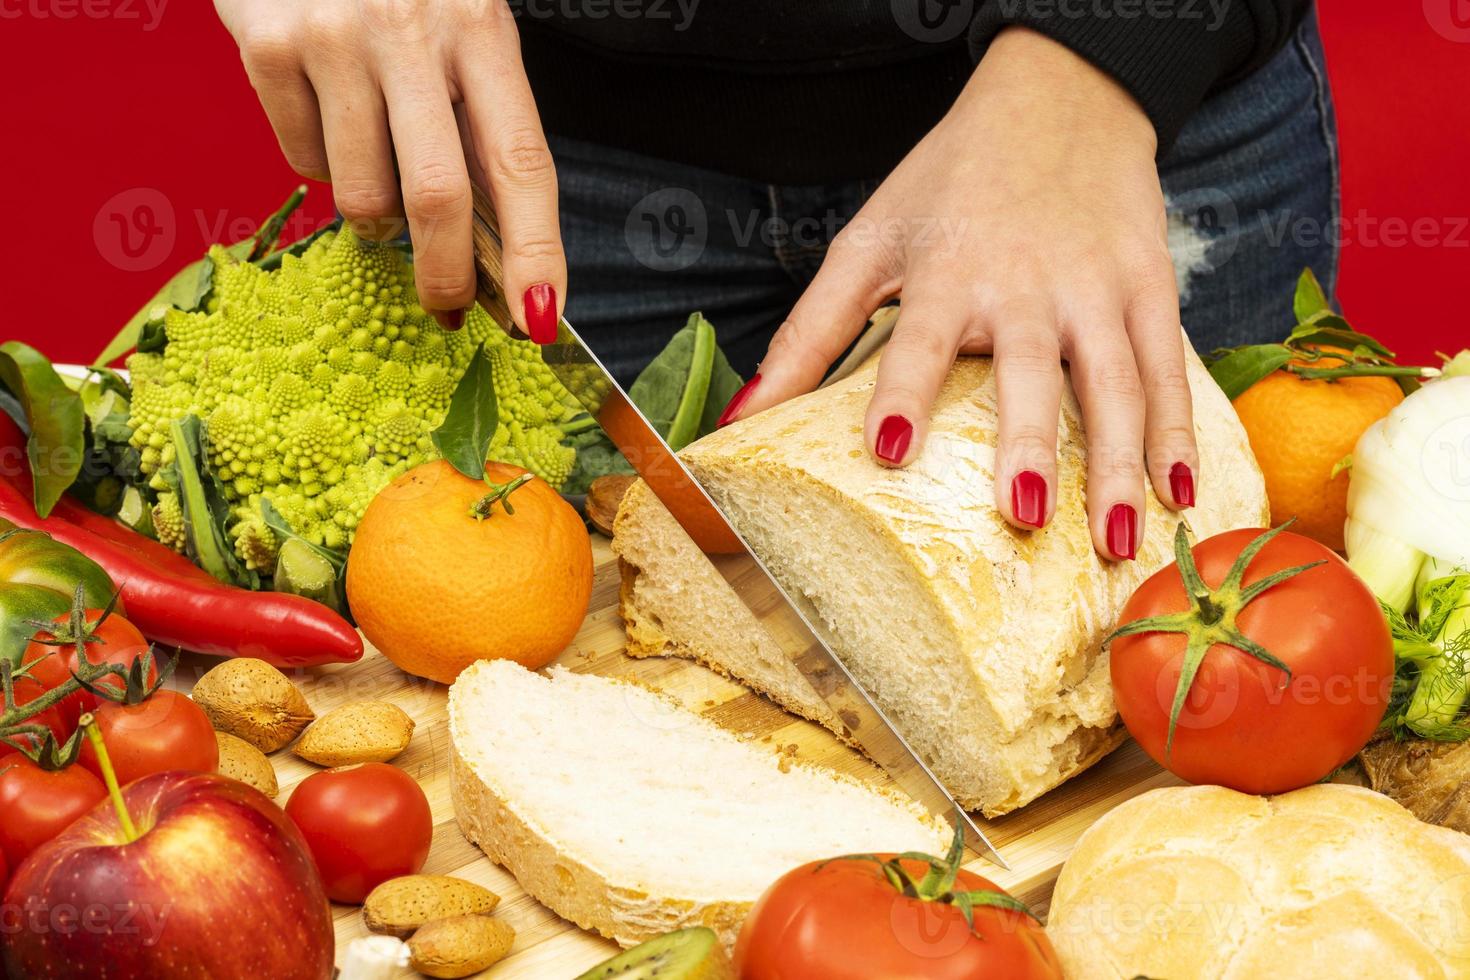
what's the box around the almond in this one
[362,875,501,938]
[192,658,314,753]
[215,730,278,798]
[408,915,515,978]
[293,700,415,767]
[587,474,636,537]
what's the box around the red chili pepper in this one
[0,476,362,668]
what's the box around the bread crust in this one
[1047,784,1470,979]
[612,347,1267,816]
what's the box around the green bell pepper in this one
[0,517,117,668]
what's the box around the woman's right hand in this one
[213,0,565,339]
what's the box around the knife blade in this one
[468,186,1006,868]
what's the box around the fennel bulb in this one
[1346,374,1470,610]
[1346,368,1470,738]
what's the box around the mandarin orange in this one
[1231,352,1402,551]
[346,460,593,684]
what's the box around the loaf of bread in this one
[447,660,950,950]
[613,347,1267,815]
[1048,784,1470,978]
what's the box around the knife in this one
[469,186,1005,869]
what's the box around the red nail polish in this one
[1106,503,1137,561]
[1170,461,1195,508]
[875,415,913,465]
[717,374,761,428]
[444,307,464,331]
[525,283,558,344]
[1011,470,1048,528]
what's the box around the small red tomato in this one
[1110,525,1394,793]
[0,752,106,868]
[21,610,154,729]
[0,842,8,895]
[735,846,1061,980]
[285,763,432,905]
[77,691,218,786]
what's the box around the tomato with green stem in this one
[734,818,1061,979]
[19,596,153,732]
[78,692,217,787]
[0,749,105,868]
[1109,523,1394,794]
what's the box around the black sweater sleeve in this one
[968,0,1313,156]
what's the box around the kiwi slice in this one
[575,928,734,980]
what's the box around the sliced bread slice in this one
[448,660,950,950]
[613,348,1269,817]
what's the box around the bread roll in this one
[1048,784,1470,978]
[613,346,1267,815]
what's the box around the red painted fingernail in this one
[1169,462,1195,508]
[525,283,558,344]
[1011,470,1048,528]
[717,374,762,428]
[1106,503,1138,561]
[875,415,913,465]
[444,307,464,331]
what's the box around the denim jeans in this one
[552,11,1338,384]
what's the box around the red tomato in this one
[77,691,218,786]
[734,856,1061,980]
[1110,527,1394,793]
[21,610,154,730]
[0,842,8,896]
[284,763,432,905]
[8,678,70,747]
[0,752,106,868]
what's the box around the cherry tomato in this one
[77,691,218,787]
[0,843,8,896]
[21,610,154,730]
[0,751,106,868]
[735,855,1061,979]
[284,763,432,905]
[1111,527,1394,793]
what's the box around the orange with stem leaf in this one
[346,460,593,684]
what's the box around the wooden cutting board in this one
[171,534,1179,978]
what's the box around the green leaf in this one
[163,416,255,588]
[1293,268,1331,323]
[1288,315,1395,360]
[431,344,499,481]
[1206,344,1294,400]
[92,258,212,367]
[628,313,744,452]
[0,342,87,517]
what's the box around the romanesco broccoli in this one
[127,224,587,571]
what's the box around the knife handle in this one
[467,184,521,336]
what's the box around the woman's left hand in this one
[721,27,1196,562]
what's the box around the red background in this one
[0,2,1464,366]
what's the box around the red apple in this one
[1,771,334,979]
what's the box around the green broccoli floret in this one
[126,224,584,569]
